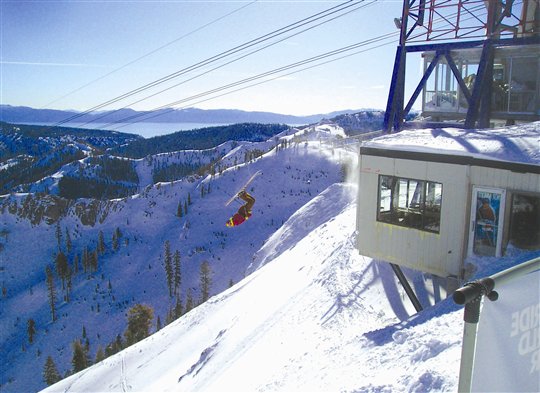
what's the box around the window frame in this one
[377,174,443,234]
[508,191,540,249]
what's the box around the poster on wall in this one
[472,188,505,257]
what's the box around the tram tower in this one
[384,0,540,131]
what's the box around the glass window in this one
[509,193,540,249]
[377,175,442,233]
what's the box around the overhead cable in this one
[102,4,491,128]
[79,0,376,127]
[41,0,259,109]
[100,31,397,128]
[52,0,366,127]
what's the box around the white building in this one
[356,123,540,283]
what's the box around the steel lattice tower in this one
[384,0,540,132]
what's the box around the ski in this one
[225,170,262,206]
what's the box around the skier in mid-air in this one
[226,190,255,227]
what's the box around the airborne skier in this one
[226,190,255,227]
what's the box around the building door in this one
[469,187,506,257]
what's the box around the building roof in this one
[362,122,540,171]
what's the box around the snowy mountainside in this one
[43,182,465,392]
[0,121,139,196]
[40,118,540,392]
[0,122,287,197]
[0,123,352,392]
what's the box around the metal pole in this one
[390,263,423,312]
[453,276,497,393]
[457,298,482,393]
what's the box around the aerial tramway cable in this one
[109,35,399,129]
[77,0,377,128]
[41,0,259,109]
[50,0,491,131]
[99,3,492,129]
[51,0,367,127]
[100,31,397,129]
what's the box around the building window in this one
[377,175,442,233]
[509,193,540,249]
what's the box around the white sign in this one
[471,269,540,392]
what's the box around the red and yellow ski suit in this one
[226,191,255,227]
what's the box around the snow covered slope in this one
[43,182,466,392]
[4,121,539,392]
[0,123,352,392]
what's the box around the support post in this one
[389,263,423,312]
[384,46,406,132]
[453,278,497,393]
[456,297,481,393]
[465,39,494,128]
[404,51,441,115]
[383,0,410,132]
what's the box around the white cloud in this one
[0,61,108,68]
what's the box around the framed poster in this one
[469,187,506,257]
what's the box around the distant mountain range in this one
[0,104,361,125]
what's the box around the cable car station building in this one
[356,1,540,300]
[356,126,540,283]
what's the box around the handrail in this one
[453,256,540,307]
[490,256,540,285]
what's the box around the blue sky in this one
[0,0,421,116]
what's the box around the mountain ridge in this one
[0,104,362,125]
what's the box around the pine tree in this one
[174,295,183,318]
[43,356,61,386]
[124,304,154,346]
[165,308,174,325]
[65,228,72,254]
[199,261,212,303]
[71,340,88,373]
[55,251,68,290]
[90,249,99,272]
[65,264,73,302]
[73,254,79,274]
[112,227,122,251]
[55,222,62,250]
[82,246,89,273]
[95,346,105,363]
[176,201,183,218]
[45,266,57,322]
[185,288,194,313]
[27,319,36,344]
[173,250,181,296]
[105,335,123,357]
[156,315,162,331]
[97,231,105,255]
[164,241,173,296]
[112,232,118,251]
